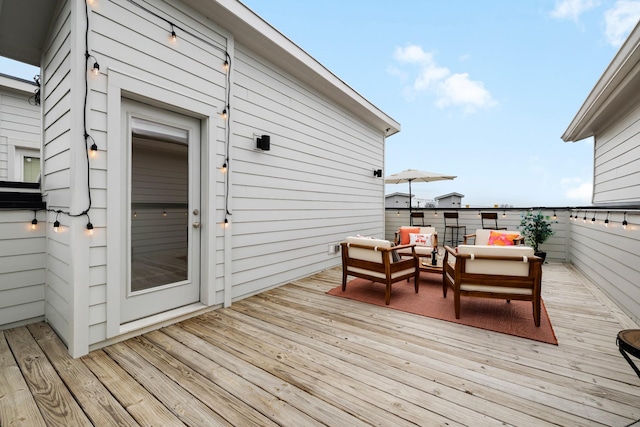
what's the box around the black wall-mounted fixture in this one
[373,169,383,177]
[257,135,270,151]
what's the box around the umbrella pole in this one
[408,179,412,212]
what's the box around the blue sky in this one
[241,0,640,208]
[2,0,639,208]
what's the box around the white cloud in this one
[389,44,495,112]
[561,177,593,202]
[436,73,496,112]
[550,0,601,21]
[604,1,640,47]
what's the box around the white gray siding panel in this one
[0,211,46,328]
[229,46,384,300]
[569,216,640,325]
[0,85,41,181]
[41,0,74,345]
[593,102,640,204]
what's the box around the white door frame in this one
[106,70,221,338]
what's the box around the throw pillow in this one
[487,231,519,246]
[399,227,421,244]
[409,233,433,246]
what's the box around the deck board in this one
[1,262,640,426]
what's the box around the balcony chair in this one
[481,212,507,230]
[341,236,419,305]
[443,212,466,247]
[443,244,543,326]
[394,226,438,261]
[410,211,426,226]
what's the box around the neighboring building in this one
[435,192,464,208]
[0,74,40,183]
[385,192,412,209]
[562,21,640,327]
[0,0,399,356]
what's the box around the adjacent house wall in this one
[0,209,46,329]
[593,102,640,205]
[0,77,41,182]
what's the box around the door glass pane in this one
[130,121,189,292]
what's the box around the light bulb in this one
[53,220,60,232]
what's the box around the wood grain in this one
[1,263,639,426]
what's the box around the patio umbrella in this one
[385,169,456,211]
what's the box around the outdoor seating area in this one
[1,264,639,426]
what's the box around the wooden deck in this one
[1,262,639,426]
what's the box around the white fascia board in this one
[562,22,640,142]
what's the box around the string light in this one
[221,107,228,119]
[53,212,60,232]
[170,23,177,42]
[434,211,438,217]
[502,210,506,218]
[163,210,167,217]
[86,221,94,235]
[31,212,38,230]
[224,218,229,228]
[221,161,227,172]
[591,213,596,224]
[223,60,229,71]
[553,210,557,220]
[86,53,100,76]
[90,141,98,157]
[604,212,609,227]
[623,212,628,230]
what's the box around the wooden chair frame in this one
[442,245,543,326]
[341,242,419,305]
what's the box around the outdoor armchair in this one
[394,226,438,260]
[341,236,420,305]
[443,244,543,326]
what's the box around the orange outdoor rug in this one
[327,273,558,345]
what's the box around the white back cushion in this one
[457,245,534,276]
[345,236,392,263]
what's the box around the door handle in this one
[192,221,201,228]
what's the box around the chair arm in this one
[444,245,457,256]
[514,236,525,245]
[463,234,476,245]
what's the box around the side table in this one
[617,329,640,379]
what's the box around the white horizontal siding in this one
[593,102,640,204]
[89,0,228,345]
[0,210,46,328]
[41,0,74,346]
[229,46,384,300]
[568,212,640,325]
[0,85,41,180]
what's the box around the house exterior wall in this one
[593,102,640,205]
[24,0,392,356]
[385,194,411,209]
[40,0,77,350]
[228,45,385,301]
[0,78,41,182]
[0,209,46,329]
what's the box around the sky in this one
[1,0,639,208]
